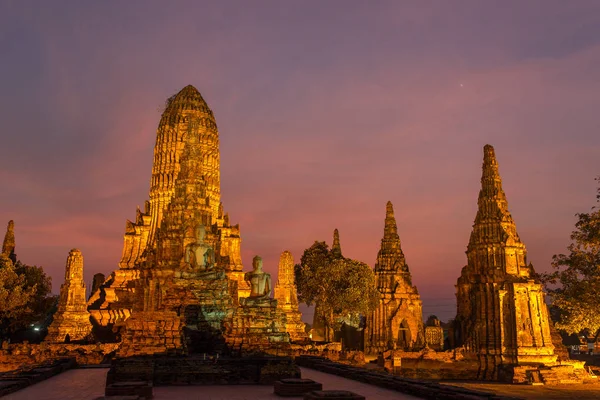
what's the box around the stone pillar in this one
[46,249,93,342]
[1,220,16,264]
[274,251,308,342]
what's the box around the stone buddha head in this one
[252,255,263,272]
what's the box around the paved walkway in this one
[4,367,421,400]
[446,381,600,400]
[152,368,421,399]
[4,368,108,400]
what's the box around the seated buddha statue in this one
[183,224,223,279]
[240,255,276,307]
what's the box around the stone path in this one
[3,368,108,400]
[151,368,421,399]
[3,367,421,400]
[445,381,600,400]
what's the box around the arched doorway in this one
[397,320,411,350]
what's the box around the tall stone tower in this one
[454,145,556,379]
[118,85,222,270]
[2,220,16,264]
[46,249,92,342]
[364,201,423,354]
[88,85,259,354]
[331,228,342,258]
[274,250,308,342]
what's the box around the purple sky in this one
[1,0,599,322]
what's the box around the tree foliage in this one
[542,177,600,335]
[0,256,31,321]
[295,241,380,340]
[0,256,55,340]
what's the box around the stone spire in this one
[331,228,343,258]
[2,220,16,264]
[467,144,527,277]
[46,249,92,342]
[117,85,223,270]
[148,84,220,245]
[384,201,399,238]
[63,249,85,285]
[365,201,423,354]
[454,144,556,379]
[276,251,296,299]
[375,201,409,282]
[274,250,308,341]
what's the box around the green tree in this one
[0,256,32,329]
[542,177,600,335]
[0,256,55,340]
[295,241,379,341]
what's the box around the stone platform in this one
[274,378,322,396]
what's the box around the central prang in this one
[86,85,292,357]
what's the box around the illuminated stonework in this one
[425,318,444,351]
[454,144,556,379]
[364,202,424,354]
[274,251,308,342]
[46,249,92,342]
[1,220,16,264]
[88,85,284,355]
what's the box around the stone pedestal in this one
[274,379,322,396]
[118,311,184,357]
[227,303,290,355]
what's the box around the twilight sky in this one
[1,0,599,322]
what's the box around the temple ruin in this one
[46,249,93,342]
[454,144,557,379]
[274,250,308,342]
[2,220,16,264]
[364,201,424,354]
[87,85,288,356]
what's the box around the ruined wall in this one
[0,343,120,372]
